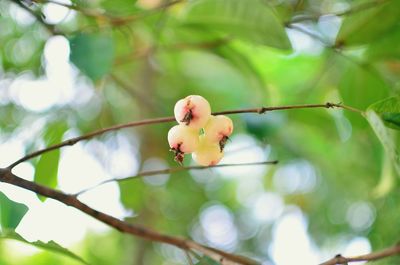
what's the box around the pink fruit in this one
[168,125,199,164]
[192,136,223,166]
[174,95,211,130]
[204,115,233,151]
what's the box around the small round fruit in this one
[174,95,211,130]
[168,125,199,153]
[192,137,223,166]
[204,115,233,151]
[168,125,199,163]
[204,115,233,142]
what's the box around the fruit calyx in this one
[181,109,193,126]
[219,135,229,152]
[170,145,184,165]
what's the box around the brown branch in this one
[8,102,362,169]
[75,161,278,195]
[319,243,400,265]
[0,168,259,265]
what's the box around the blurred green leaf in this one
[34,121,68,201]
[372,154,395,197]
[336,1,400,46]
[69,33,115,80]
[183,0,291,49]
[215,44,265,91]
[0,191,28,230]
[195,256,220,265]
[338,61,389,110]
[119,180,146,211]
[101,0,138,15]
[366,110,400,176]
[0,230,90,265]
[366,25,400,60]
[369,96,400,130]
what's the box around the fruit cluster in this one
[167,95,233,166]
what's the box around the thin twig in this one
[288,0,391,24]
[287,23,391,90]
[75,161,278,195]
[34,0,109,19]
[9,0,57,34]
[286,24,332,46]
[0,168,258,265]
[36,0,183,25]
[319,243,400,265]
[7,102,362,169]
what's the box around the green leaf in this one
[338,61,389,110]
[69,33,115,81]
[0,191,28,230]
[195,256,220,265]
[366,25,400,60]
[336,1,400,46]
[101,0,138,16]
[34,121,68,201]
[365,110,400,177]
[183,0,291,50]
[369,96,400,130]
[214,44,265,91]
[0,230,90,265]
[372,154,395,198]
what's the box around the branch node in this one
[258,107,267,114]
[325,102,336,109]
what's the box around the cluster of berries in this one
[167,95,233,166]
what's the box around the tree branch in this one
[10,0,57,34]
[75,161,279,196]
[288,0,391,24]
[319,243,400,265]
[35,0,184,26]
[8,102,362,169]
[0,168,259,265]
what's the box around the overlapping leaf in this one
[336,0,400,46]
[69,33,115,80]
[0,230,89,265]
[366,110,400,176]
[0,191,28,230]
[34,121,68,201]
[183,0,291,50]
[369,96,400,130]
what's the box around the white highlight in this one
[200,204,238,251]
[10,35,76,112]
[216,134,268,179]
[343,237,371,265]
[270,207,319,265]
[42,0,75,24]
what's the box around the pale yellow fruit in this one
[192,136,223,166]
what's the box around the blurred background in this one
[0,0,400,264]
